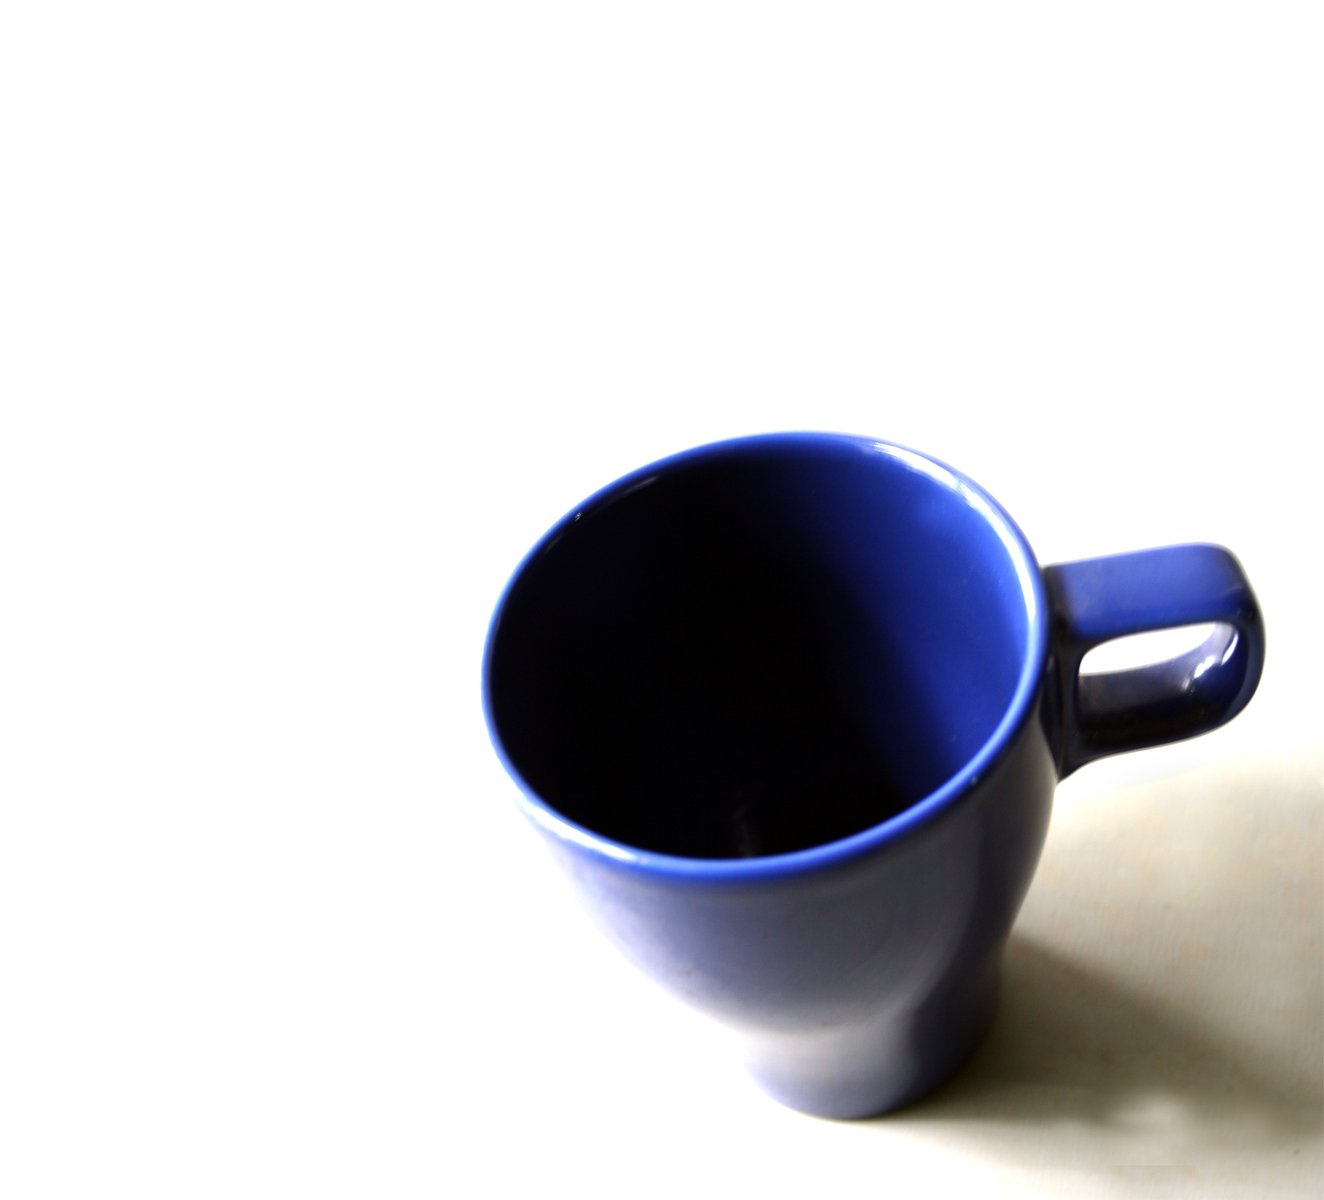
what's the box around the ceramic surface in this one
[482,433,1265,1117]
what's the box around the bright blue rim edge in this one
[480,432,1050,884]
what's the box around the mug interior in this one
[485,437,1039,859]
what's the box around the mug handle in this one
[1043,544,1265,778]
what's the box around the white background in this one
[2,3,1321,1196]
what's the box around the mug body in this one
[484,434,1055,1116]
[537,722,1056,1117]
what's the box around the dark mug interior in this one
[485,437,1038,859]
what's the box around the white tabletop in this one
[2,4,1320,1196]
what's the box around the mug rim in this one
[482,432,1050,881]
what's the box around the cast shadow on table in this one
[888,937,1323,1154]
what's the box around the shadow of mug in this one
[898,938,1320,1148]
[889,757,1324,1179]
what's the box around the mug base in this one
[744,965,1001,1119]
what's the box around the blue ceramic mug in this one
[482,434,1264,1118]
